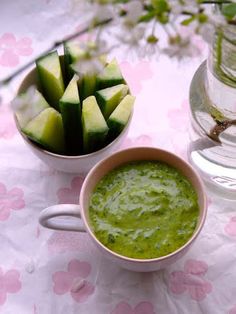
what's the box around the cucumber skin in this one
[94,92,107,117]
[97,78,124,90]
[59,101,82,155]
[83,130,109,154]
[23,131,64,154]
[107,118,125,141]
[63,44,76,84]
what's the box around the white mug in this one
[39,147,207,272]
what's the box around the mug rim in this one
[79,146,208,264]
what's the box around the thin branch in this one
[200,0,232,3]
[0,18,113,88]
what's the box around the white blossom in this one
[162,37,202,59]
[72,40,108,75]
[11,86,43,127]
[123,1,143,27]
[169,0,200,16]
[92,3,114,23]
[117,24,145,46]
[11,86,38,112]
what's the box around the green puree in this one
[89,161,199,259]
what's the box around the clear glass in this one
[188,21,236,199]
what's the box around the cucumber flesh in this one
[59,75,82,155]
[23,107,65,154]
[82,96,109,154]
[36,51,64,110]
[16,89,50,128]
[63,41,85,83]
[79,74,97,101]
[97,58,124,89]
[60,74,80,103]
[107,94,135,137]
[95,84,128,119]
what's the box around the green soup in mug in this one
[89,161,199,260]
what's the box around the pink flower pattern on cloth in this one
[0,105,17,139]
[229,305,236,314]
[111,301,155,314]
[57,176,85,204]
[169,259,212,301]
[0,33,33,67]
[0,182,25,221]
[225,217,236,237]
[121,134,153,149]
[0,267,21,305]
[120,61,153,95]
[52,259,95,303]
[167,99,190,132]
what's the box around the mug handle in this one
[39,204,86,232]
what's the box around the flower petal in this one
[0,290,7,306]
[71,176,84,192]
[135,301,155,314]
[67,260,91,278]
[225,217,236,236]
[188,281,212,301]
[52,271,73,295]
[169,271,187,294]
[0,206,11,221]
[184,259,208,276]
[16,37,33,56]
[70,280,95,303]
[111,302,133,314]
[0,49,19,67]
[3,270,21,293]
[0,182,7,194]
[8,187,25,210]
[0,33,16,47]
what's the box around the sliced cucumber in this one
[63,41,85,83]
[82,96,109,154]
[64,42,97,100]
[79,74,97,101]
[107,95,135,138]
[59,75,82,155]
[95,84,129,119]
[16,89,50,129]
[23,107,65,154]
[36,51,64,110]
[97,58,124,89]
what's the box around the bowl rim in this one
[14,63,133,159]
[80,146,208,264]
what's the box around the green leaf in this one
[147,34,159,44]
[222,3,236,20]
[198,13,208,23]
[138,11,155,23]
[151,0,169,14]
[181,16,195,26]
[157,12,169,24]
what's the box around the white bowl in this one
[15,65,132,174]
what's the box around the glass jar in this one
[188,14,236,199]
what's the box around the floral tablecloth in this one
[1,2,236,314]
